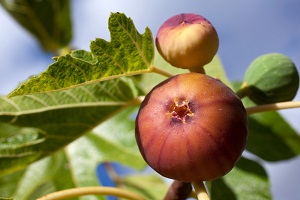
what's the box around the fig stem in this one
[150,65,174,77]
[189,66,205,74]
[236,82,251,99]
[192,181,210,200]
[246,100,300,115]
[36,186,144,200]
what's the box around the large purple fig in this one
[135,73,248,181]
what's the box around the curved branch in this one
[37,186,144,200]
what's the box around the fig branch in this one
[149,65,174,77]
[246,100,300,115]
[37,186,144,200]
[192,181,210,200]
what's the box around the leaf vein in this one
[0,102,128,116]
[77,87,99,101]
[116,16,150,68]
[23,95,51,107]
[0,96,21,112]
[62,90,81,103]
[96,43,127,74]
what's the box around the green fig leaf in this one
[233,82,300,161]
[0,106,145,199]
[204,55,233,89]
[67,106,146,182]
[0,0,72,51]
[211,157,272,200]
[8,12,154,97]
[245,98,300,161]
[0,77,142,176]
[0,152,79,200]
[119,174,168,200]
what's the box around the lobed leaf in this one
[9,12,154,97]
[0,0,72,51]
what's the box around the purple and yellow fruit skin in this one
[135,73,248,182]
[156,13,219,71]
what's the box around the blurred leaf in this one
[232,82,300,161]
[0,0,72,51]
[0,77,140,176]
[119,174,168,200]
[0,106,145,200]
[245,98,300,161]
[67,106,146,187]
[204,55,233,89]
[211,157,272,200]
[9,12,154,97]
[0,152,80,200]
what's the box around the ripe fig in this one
[243,53,299,104]
[135,73,248,182]
[156,13,219,73]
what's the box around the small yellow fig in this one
[156,13,219,73]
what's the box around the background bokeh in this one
[0,1,299,199]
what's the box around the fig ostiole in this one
[156,13,219,73]
[135,73,248,182]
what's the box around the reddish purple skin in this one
[158,13,211,28]
[135,73,248,182]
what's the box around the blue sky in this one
[0,1,300,199]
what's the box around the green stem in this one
[192,181,210,200]
[246,100,300,115]
[236,82,251,99]
[149,66,174,78]
[129,96,144,105]
[37,186,144,200]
